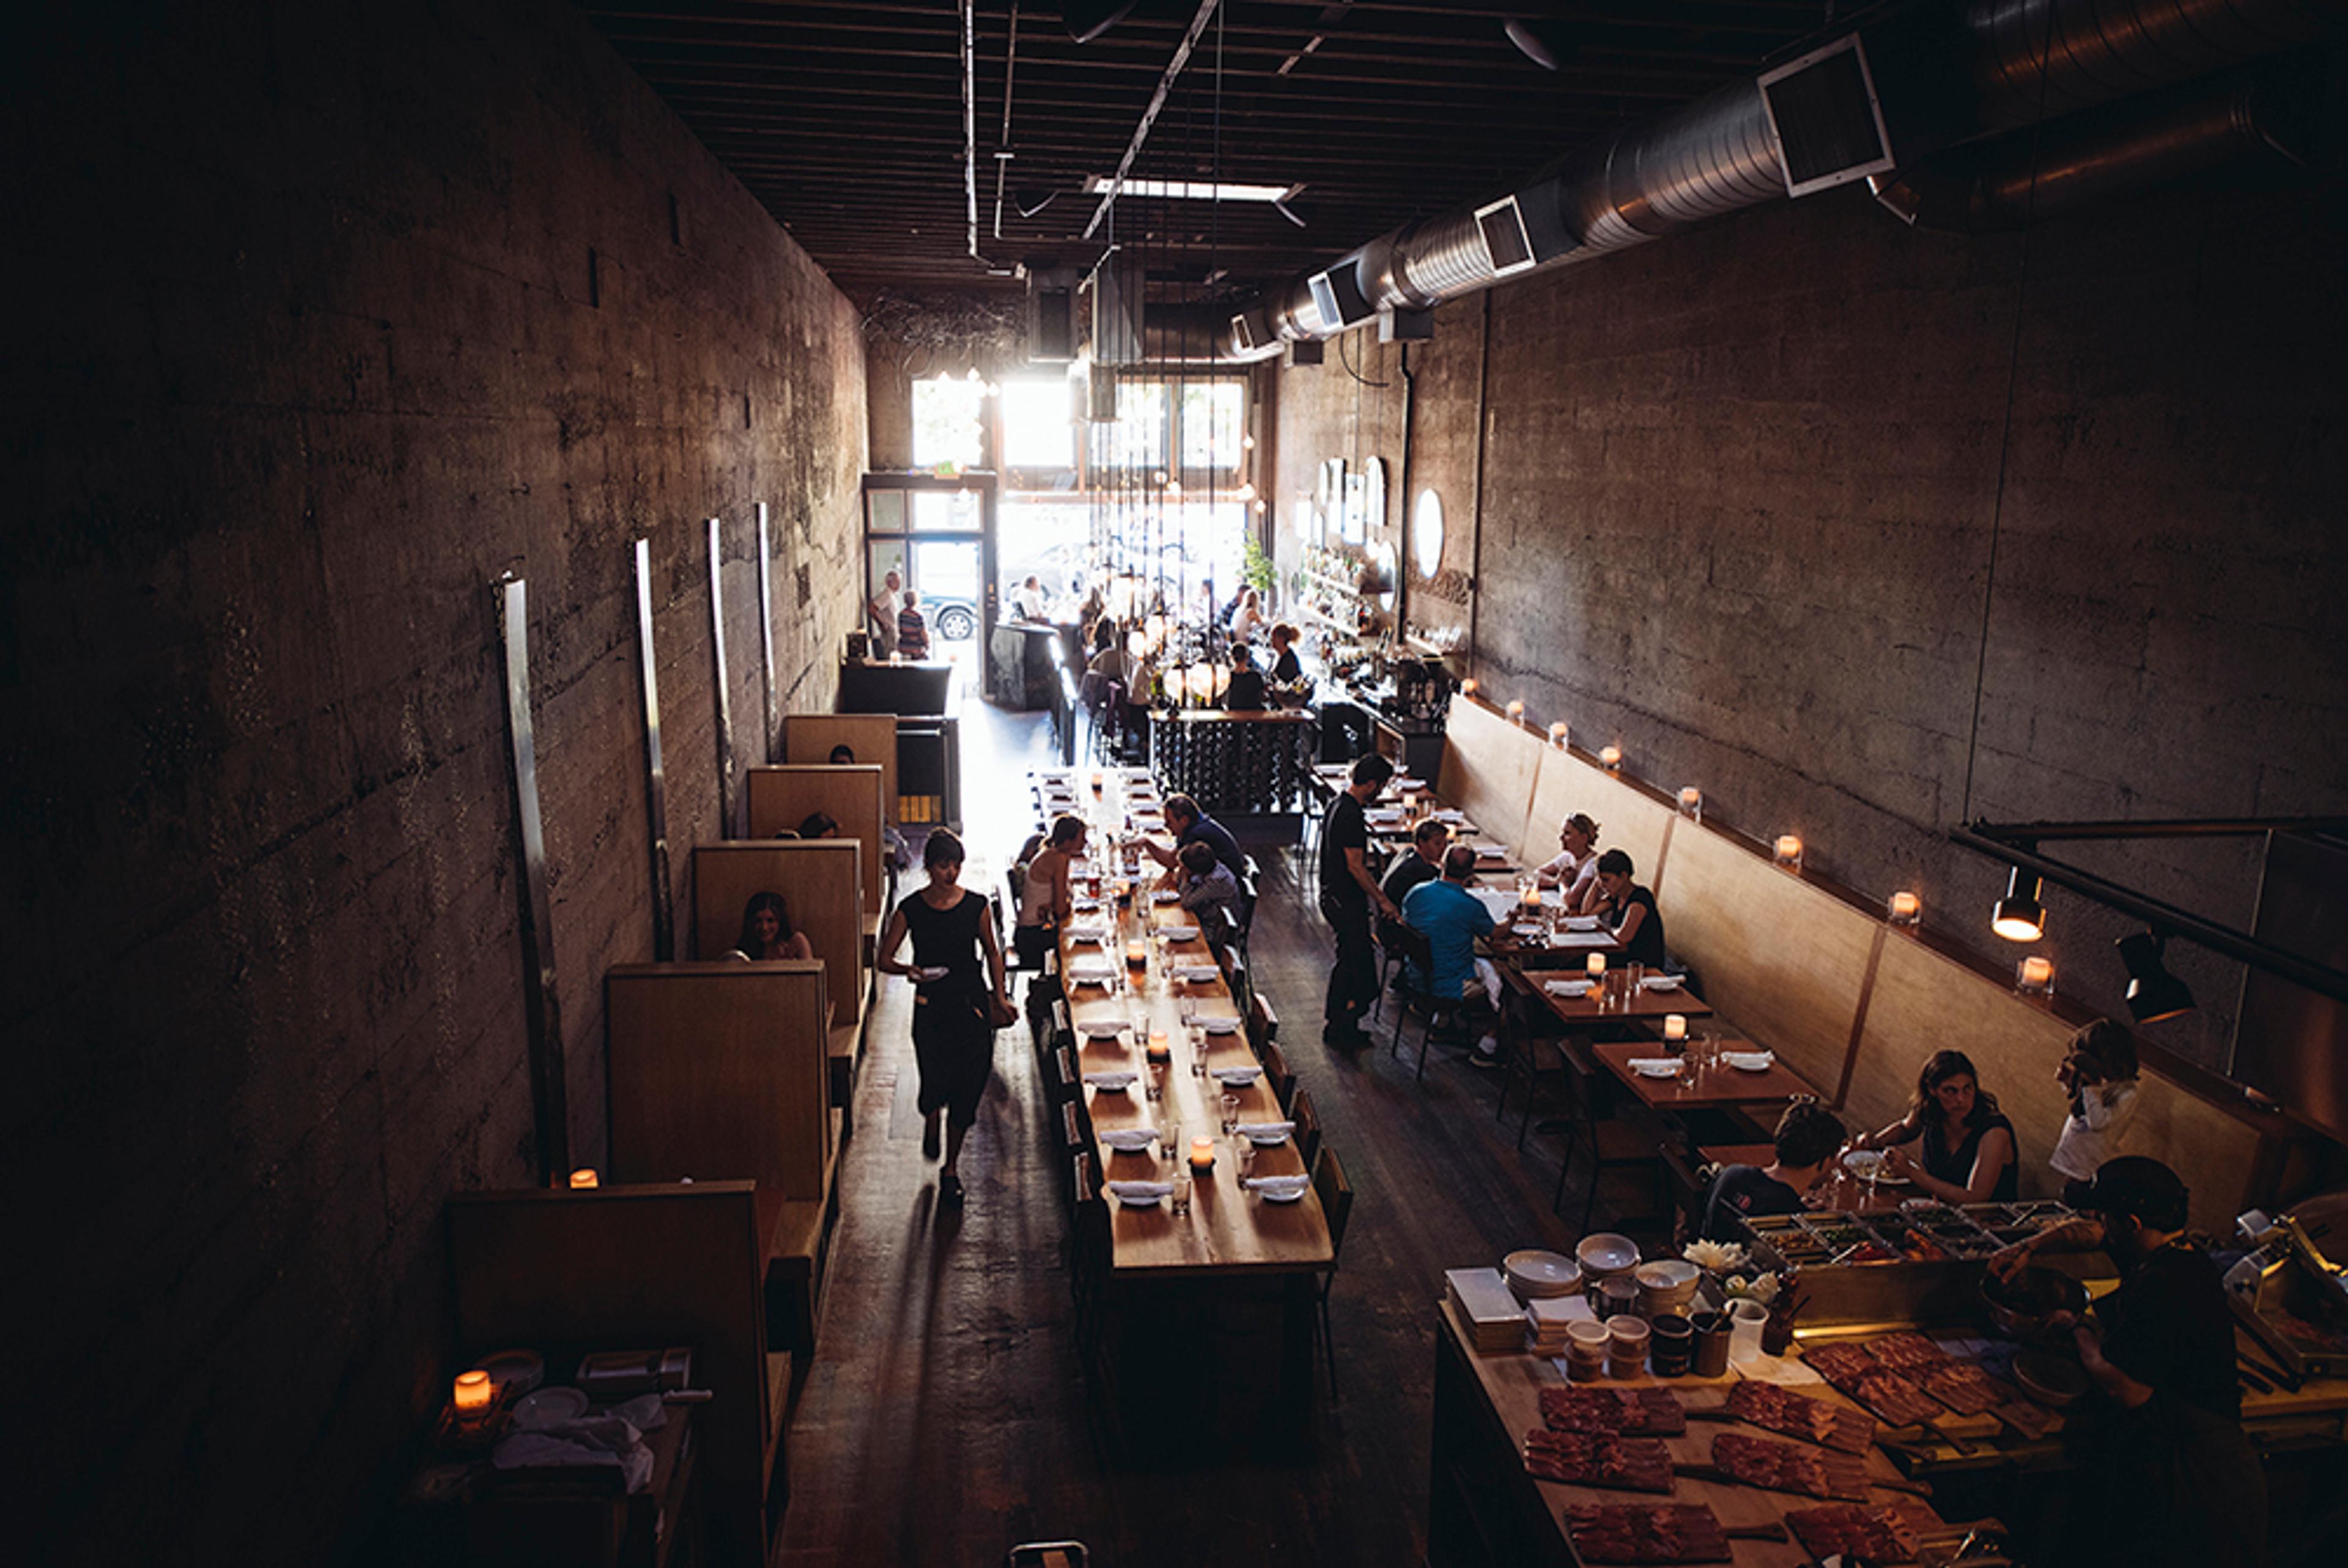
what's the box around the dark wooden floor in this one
[774,706,1636,1568]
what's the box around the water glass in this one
[1219,1092,1241,1136]
[1145,1063,1165,1103]
[1170,1172,1192,1216]
[1163,1121,1181,1165]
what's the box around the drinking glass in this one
[1163,1121,1181,1165]
[1146,1063,1165,1103]
[1170,1171,1192,1216]
[1219,1092,1241,1135]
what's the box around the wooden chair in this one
[1258,1039,1298,1112]
[1290,1086,1324,1172]
[1050,1045,1080,1111]
[1549,1058,1676,1234]
[1068,1152,1117,1403]
[1492,990,1573,1150]
[1383,924,1460,1080]
[1311,1145,1356,1399]
[1058,1099,1092,1204]
[1248,989,1279,1055]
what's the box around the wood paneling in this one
[693,839,865,1028]
[1661,827,1880,1109]
[783,713,899,815]
[1850,933,2273,1229]
[1525,745,1678,891]
[446,1183,773,1558]
[607,962,835,1200]
[1436,696,1545,861]
[745,763,887,915]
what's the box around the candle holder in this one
[1888,891,1922,927]
[567,1168,599,1190]
[1586,952,1608,979]
[2016,956,2055,998]
[1549,722,1570,748]
[452,1369,495,1420]
[1189,1135,1216,1174]
[1505,699,1526,724]
[1460,678,1479,698]
[1663,1014,1687,1043]
[1126,939,1148,970]
[1599,745,1622,770]
[1678,787,1702,823]
[1773,835,1803,874]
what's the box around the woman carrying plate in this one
[1851,1048,2020,1204]
[877,830,1012,1204]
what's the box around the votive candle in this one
[1146,1030,1171,1062]
[1679,787,1702,819]
[568,1168,599,1189]
[2018,955,2054,994]
[1774,835,1803,872]
[1506,699,1525,723]
[1599,745,1622,770]
[1549,721,1570,748]
[1126,939,1147,968]
[1587,952,1608,977]
[452,1369,495,1415]
[1663,1014,1688,1042]
[1460,677,1479,697]
[1889,891,1921,924]
[1189,1136,1215,1172]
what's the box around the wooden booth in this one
[783,712,899,821]
[605,960,843,1357]
[445,1182,784,1566]
[692,839,868,1112]
[744,764,888,944]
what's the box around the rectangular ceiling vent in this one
[1474,196,1537,278]
[1229,312,1257,354]
[1758,35,1896,199]
[1307,262,1374,332]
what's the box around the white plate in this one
[1545,980,1595,998]
[1633,1060,1682,1078]
[1200,1017,1241,1034]
[1112,1190,1162,1207]
[514,1386,590,1430]
[1176,966,1222,984]
[1724,1051,1774,1073]
[1084,1072,1138,1091]
[1152,890,1182,904]
[1100,1128,1158,1150]
[1244,1127,1294,1146]
[1211,1066,1263,1087]
[1563,916,1603,932]
[1633,1260,1700,1290]
[1512,922,1546,937]
[1258,1185,1307,1204]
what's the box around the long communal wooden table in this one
[1429,1300,1965,1568]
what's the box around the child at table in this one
[1699,1100,1845,1242]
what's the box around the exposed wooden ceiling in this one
[578,1,1834,304]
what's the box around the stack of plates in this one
[1504,1248,1583,1303]
[1576,1232,1641,1283]
[1633,1260,1701,1317]
[1524,1294,1590,1356]
[1446,1268,1527,1355]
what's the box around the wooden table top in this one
[1062,899,1333,1278]
[1517,973,1717,1028]
[1437,1300,1951,1564]
[1592,1041,1821,1110]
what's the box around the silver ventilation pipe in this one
[1231,0,2341,356]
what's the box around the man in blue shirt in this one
[1401,845,1516,1069]
[1145,793,1246,886]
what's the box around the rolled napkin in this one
[1106,1180,1175,1204]
[1545,979,1595,996]
[1236,1122,1294,1144]
[1176,965,1223,984]
[1639,974,1684,990]
[1099,1127,1160,1150]
[1210,1065,1263,1087]
[1242,1174,1312,1196]
[1084,1070,1139,1090]
[1063,922,1111,942]
[1625,1058,1682,1077]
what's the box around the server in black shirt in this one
[1990,1156,2265,1568]
[1318,752,1396,1048]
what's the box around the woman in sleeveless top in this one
[1013,814,1087,971]
[876,830,1008,1205]
[1855,1048,2020,1204]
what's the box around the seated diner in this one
[1590,847,1666,968]
[1699,1100,1847,1241]
[1533,811,1603,913]
[1401,844,1517,1070]
[729,890,814,963]
[1853,1048,2021,1204]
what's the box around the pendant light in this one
[2116,931,2195,1024]
[1991,867,2045,942]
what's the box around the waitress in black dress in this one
[876,829,1010,1205]
[1853,1048,2020,1203]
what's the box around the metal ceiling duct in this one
[1230,0,2341,357]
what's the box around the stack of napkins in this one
[1524,1294,1597,1355]
[1447,1267,1529,1354]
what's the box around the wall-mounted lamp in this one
[2116,931,2195,1023]
[1991,868,2045,941]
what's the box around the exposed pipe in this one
[1872,71,2310,230]
[1082,0,1224,241]
[1952,827,2348,1005]
[1232,0,2339,353]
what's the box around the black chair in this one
[1384,924,1461,1080]
[1493,991,1575,1150]
[1310,1144,1355,1399]
[1549,1054,1677,1234]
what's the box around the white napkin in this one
[1236,1122,1294,1143]
[1211,1066,1263,1087]
[1243,1175,1311,1195]
[1177,965,1222,984]
[1544,979,1595,996]
[1724,1051,1775,1071]
[1077,1020,1127,1038]
[1107,1180,1174,1202]
[1626,1058,1682,1075]
[1156,924,1200,941]
[1432,809,1467,823]
[1562,915,1602,931]
[1640,974,1684,990]
[1512,922,1546,937]
[1100,1127,1159,1150]
[1197,1016,1241,1033]
[1084,1070,1139,1090]
[1151,889,1182,904]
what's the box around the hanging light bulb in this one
[1166,477,1183,495]
[1153,469,1169,486]
[1235,482,1256,501]
[1991,867,2047,942]
[1242,433,1256,451]
[1252,498,1268,515]
[965,367,983,383]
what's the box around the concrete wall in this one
[3,3,865,1562]
[1274,178,2347,1072]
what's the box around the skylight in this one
[1084,177,1301,203]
